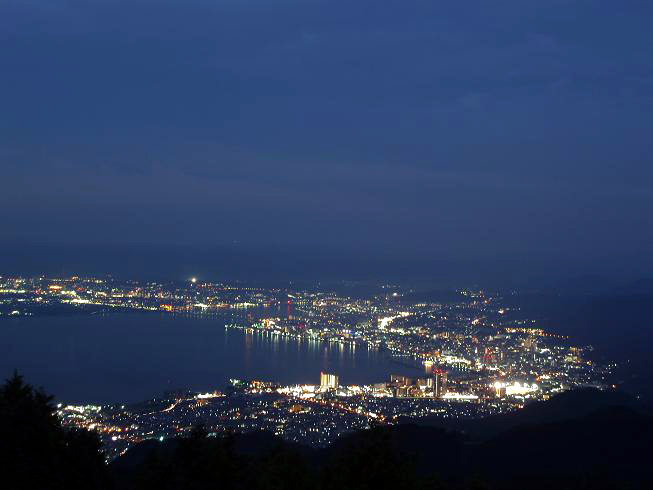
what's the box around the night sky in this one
[2,1,652,283]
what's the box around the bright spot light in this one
[159,436,164,441]
[191,277,197,283]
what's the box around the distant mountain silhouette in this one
[548,274,618,295]
[616,277,653,295]
[539,274,653,296]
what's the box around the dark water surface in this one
[0,312,418,404]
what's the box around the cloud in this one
[0,0,652,274]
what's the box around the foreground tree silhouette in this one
[321,427,433,490]
[0,372,109,490]
[134,427,253,490]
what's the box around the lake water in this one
[0,312,420,404]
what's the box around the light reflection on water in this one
[0,311,419,404]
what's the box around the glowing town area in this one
[1,275,615,459]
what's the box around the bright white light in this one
[191,277,197,283]
[505,382,539,396]
[196,392,220,399]
[442,392,479,401]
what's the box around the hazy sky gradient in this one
[2,1,652,281]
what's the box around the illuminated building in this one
[434,370,447,398]
[395,386,408,397]
[390,375,411,386]
[493,381,506,398]
[320,372,339,389]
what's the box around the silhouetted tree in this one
[135,426,252,490]
[255,444,310,490]
[0,372,109,490]
[321,427,425,490]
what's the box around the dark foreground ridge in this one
[401,386,641,438]
[2,374,652,490]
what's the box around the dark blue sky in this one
[1,1,652,282]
